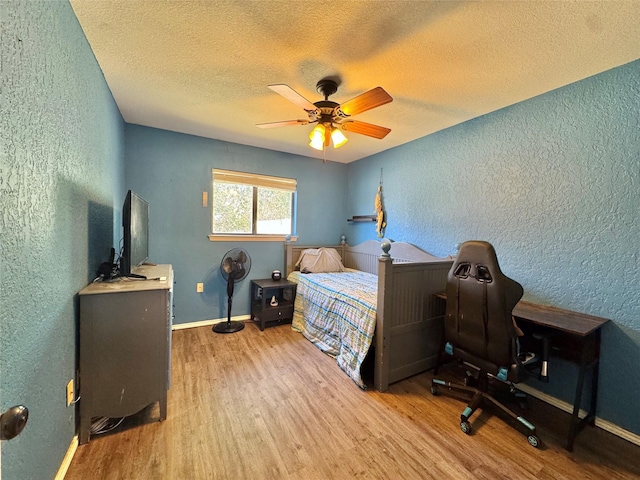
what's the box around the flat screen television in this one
[121,190,149,277]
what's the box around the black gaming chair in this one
[431,240,541,448]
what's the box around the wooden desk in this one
[435,293,609,451]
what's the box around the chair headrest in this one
[448,240,523,314]
[452,240,502,282]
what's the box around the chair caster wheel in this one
[431,386,439,396]
[460,421,472,435]
[527,435,540,448]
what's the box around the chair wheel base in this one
[527,434,541,448]
[460,421,472,435]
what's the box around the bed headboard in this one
[284,240,450,276]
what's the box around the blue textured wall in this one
[3,7,638,480]
[124,125,347,325]
[347,59,640,435]
[0,2,125,479]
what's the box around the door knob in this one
[1,405,29,440]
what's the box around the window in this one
[209,169,297,241]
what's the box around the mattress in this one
[288,269,377,388]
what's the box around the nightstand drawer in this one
[257,303,293,322]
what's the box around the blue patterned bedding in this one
[288,269,377,388]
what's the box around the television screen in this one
[121,190,149,276]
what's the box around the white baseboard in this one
[172,314,251,330]
[55,435,78,480]
[517,384,640,447]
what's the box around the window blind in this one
[212,169,296,192]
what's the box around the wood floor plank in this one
[66,324,640,480]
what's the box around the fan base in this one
[212,321,245,334]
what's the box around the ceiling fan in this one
[257,78,393,153]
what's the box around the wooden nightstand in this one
[250,278,297,331]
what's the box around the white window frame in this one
[208,169,298,242]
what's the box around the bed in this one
[284,239,453,392]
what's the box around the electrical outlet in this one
[196,282,204,293]
[66,379,74,407]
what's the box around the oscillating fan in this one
[213,248,252,334]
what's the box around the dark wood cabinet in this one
[78,264,173,444]
[250,278,296,331]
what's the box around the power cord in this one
[90,416,125,435]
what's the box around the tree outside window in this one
[211,169,295,237]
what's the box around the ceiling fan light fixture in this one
[309,124,348,150]
[331,127,348,148]
[309,124,325,150]
[261,81,393,156]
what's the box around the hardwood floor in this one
[66,324,640,479]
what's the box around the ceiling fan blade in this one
[341,120,391,139]
[268,84,317,112]
[256,120,309,129]
[339,87,393,117]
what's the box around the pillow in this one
[295,247,345,273]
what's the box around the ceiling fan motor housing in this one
[316,79,338,99]
[312,100,342,126]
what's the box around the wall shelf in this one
[348,215,377,222]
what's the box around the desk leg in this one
[588,329,601,428]
[566,332,599,451]
[567,366,585,451]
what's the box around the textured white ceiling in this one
[69,0,640,163]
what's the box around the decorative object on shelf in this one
[214,248,252,334]
[271,270,282,281]
[374,169,386,238]
[270,295,279,307]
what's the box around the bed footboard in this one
[284,240,453,392]
[375,257,452,392]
